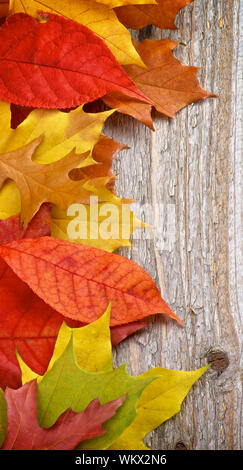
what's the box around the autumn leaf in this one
[1,380,124,450]
[109,365,209,450]
[0,137,120,227]
[0,216,149,389]
[69,134,127,193]
[51,202,145,253]
[115,0,194,30]
[31,333,153,449]
[9,0,145,67]
[104,39,215,124]
[48,311,208,451]
[0,0,8,18]
[0,236,183,326]
[0,13,151,109]
[0,256,63,390]
[95,0,156,8]
[0,101,114,220]
[103,92,154,130]
[0,204,51,245]
[20,308,207,450]
[110,320,148,346]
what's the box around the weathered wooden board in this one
[104,0,243,450]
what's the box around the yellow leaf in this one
[95,0,156,8]
[19,304,113,384]
[109,365,210,449]
[0,102,114,219]
[10,0,146,67]
[51,202,146,253]
[50,303,113,374]
[18,309,209,450]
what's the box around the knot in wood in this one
[207,349,229,372]
[175,441,188,450]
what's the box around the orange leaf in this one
[104,39,215,123]
[69,134,128,193]
[0,137,114,227]
[115,0,194,30]
[0,237,183,327]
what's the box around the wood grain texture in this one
[104,0,243,450]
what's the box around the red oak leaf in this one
[0,236,183,327]
[0,13,151,109]
[1,380,124,450]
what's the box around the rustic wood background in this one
[104,0,243,451]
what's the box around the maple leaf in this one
[104,39,215,124]
[0,101,114,220]
[10,0,146,67]
[109,365,209,450]
[19,309,207,450]
[0,236,183,326]
[25,331,153,449]
[0,13,151,109]
[0,380,124,450]
[115,0,194,30]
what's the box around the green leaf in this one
[37,333,154,450]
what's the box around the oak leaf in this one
[0,380,124,450]
[0,101,114,221]
[0,13,151,108]
[10,0,146,67]
[0,137,113,227]
[115,0,194,30]
[104,39,215,123]
[0,236,183,326]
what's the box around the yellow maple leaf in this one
[19,308,209,450]
[109,365,209,450]
[10,0,146,67]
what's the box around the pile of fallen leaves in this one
[0,0,213,450]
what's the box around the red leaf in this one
[1,381,124,450]
[0,259,63,389]
[110,320,149,347]
[0,13,151,109]
[0,237,183,327]
[0,204,51,246]
[0,212,153,389]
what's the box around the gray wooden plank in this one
[104,0,243,450]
